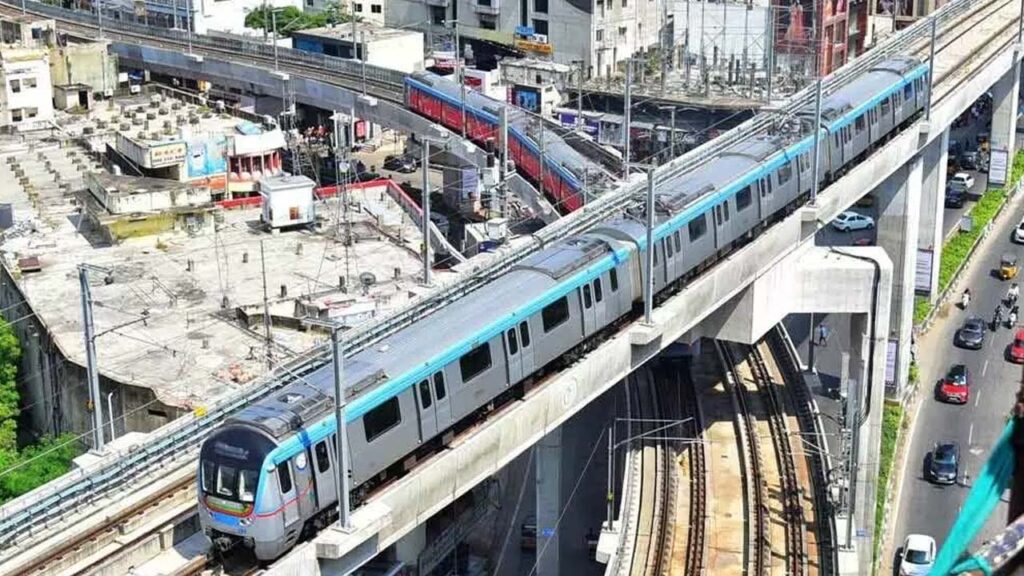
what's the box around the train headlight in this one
[239,517,252,527]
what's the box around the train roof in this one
[804,56,925,124]
[516,233,617,279]
[408,72,612,184]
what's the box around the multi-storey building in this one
[772,0,848,78]
[385,0,665,77]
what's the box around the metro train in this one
[198,56,928,561]
[404,72,590,213]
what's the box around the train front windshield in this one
[199,425,276,510]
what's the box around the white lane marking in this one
[975,389,982,408]
[983,360,990,377]
[969,423,975,446]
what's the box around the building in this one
[259,173,315,228]
[771,0,849,79]
[101,0,301,36]
[291,23,425,73]
[0,45,54,131]
[49,41,119,100]
[109,96,287,201]
[385,0,664,76]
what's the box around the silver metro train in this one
[198,56,928,561]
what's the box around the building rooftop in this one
[295,22,422,43]
[0,110,436,409]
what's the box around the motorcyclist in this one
[1009,284,1020,306]
[995,305,1004,329]
[1010,309,1018,327]
[962,289,972,309]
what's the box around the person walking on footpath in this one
[817,322,829,347]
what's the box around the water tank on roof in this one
[485,218,507,240]
[0,204,12,229]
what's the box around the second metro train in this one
[197,56,928,560]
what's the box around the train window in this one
[364,397,402,442]
[723,201,730,221]
[855,115,865,133]
[666,235,674,257]
[239,470,256,502]
[520,321,531,347]
[315,441,330,473]
[419,380,433,409]
[460,343,493,382]
[582,284,593,308]
[904,84,913,100]
[434,372,447,400]
[736,187,752,210]
[507,328,519,355]
[881,97,891,115]
[610,268,619,292]
[202,461,215,493]
[688,215,707,241]
[542,297,570,332]
[778,163,792,184]
[674,231,681,252]
[277,462,293,494]
[594,279,603,302]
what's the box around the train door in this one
[518,321,535,376]
[277,461,300,528]
[505,327,523,383]
[591,277,607,327]
[416,378,438,439]
[432,372,453,430]
[312,440,336,510]
[580,283,597,334]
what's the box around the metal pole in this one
[766,5,774,102]
[20,0,24,15]
[623,60,632,176]
[644,168,655,325]
[810,77,823,205]
[97,0,104,39]
[259,241,273,369]
[684,0,691,86]
[577,63,584,131]
[539,121,546,198]
[330,325,352,530]
[925,17,936,121]
[106,392,116,441]
[79,266,104,452]
[455,23,466,138]
[845,374,861,549]
[669,107,676,159]
[421,141,431,285]
[187,3,193,55]
[500,107,509,217]
[272,9,279,71]
[349,105,356,151]
[360,30,367,95]
[351,0,358,59]
[606,427,614,528]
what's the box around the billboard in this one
[186,135,228,179]
[509,85,541,113]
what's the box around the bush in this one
[874,402,904,562]
[913,295,931,325]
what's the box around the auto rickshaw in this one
[1001,253,1019,280]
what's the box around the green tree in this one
[244,2,355,38]
[0,319,20,454]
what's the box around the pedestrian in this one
[817,323,829,347]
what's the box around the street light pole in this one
[810,77,823,205]
[925,16,937,121]
[644,167,655,325]
[421,141,432,286]
[623,60,633,176]
[79,265,105,452]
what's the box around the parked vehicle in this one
[899,534,936,576]
[937,364,969,403]
[831,211,875,232]
[945,189,966,208]
[1013,217,1024,243]
[1009,329,1024,362]
[383,154,418,173]
[928,442,960,485]
[959,151,979,170]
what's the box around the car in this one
[899,534,936,576]
[960,151,979,170]
[937,364,970,403]
[854,194,875,208]
[948,172,976,192]
[955,316,986,349]
[928,442,960,485]
[1010,329,1024,363]
[831,211,875,232]
[1014,217,1024,243]
[945,189,966,208]
[382,154,417,173]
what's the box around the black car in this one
[928,442,959,485]
[955,317,986,349]
[945,189,966,208]
[383,154,417,173]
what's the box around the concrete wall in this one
[49,43,119,96]
[0,51,54,130]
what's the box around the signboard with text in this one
[990,147,1009,186]
[148,142,187,168]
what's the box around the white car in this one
[831,211,875,232]
[949,172,976,192]
[898,534,936,576]
[1015,217,1024,243]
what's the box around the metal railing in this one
[0,0,1007,551]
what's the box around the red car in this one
[938,364,970,404]
[1011,329,1024,363]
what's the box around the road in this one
[890,180,1024,568]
